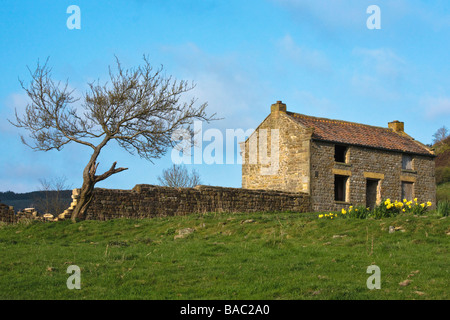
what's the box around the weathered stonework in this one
[242,101,436,212]
[242,101,313,194]
[83,184,310,220]
[310,141,436,212]
[0,203,15,223]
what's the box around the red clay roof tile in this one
[286,112,433,156]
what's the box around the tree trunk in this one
[70,142,127,222]
[71,179,96,222]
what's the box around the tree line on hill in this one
[0,190,71,201]
[0,177,73,214]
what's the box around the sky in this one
[0,0,449,193]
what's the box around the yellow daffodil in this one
[341,209,347,214]
[427,201,432,207]
[420,203,425,208]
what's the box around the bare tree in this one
[433,126,449,145]
[10,56,215,222]
[36,176,73,215]
[157,164,202,188]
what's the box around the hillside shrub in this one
[436,166,450,185]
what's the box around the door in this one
[401,181,413,201]
[366,179,379,209]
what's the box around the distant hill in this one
[0,190,71,201]
[0,190,72,213]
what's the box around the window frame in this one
[402,154,413,171]
[334,174,350,203]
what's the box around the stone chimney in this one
[388,120,404,132]
[271,100,287,114]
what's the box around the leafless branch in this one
[11,55,216,221]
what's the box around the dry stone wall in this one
[0,203,15,223]
[83,185,311,220]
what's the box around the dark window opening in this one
[335,145,348,163]
[401,181,413,201]
[335,175,348,202]
[402,155,412,170]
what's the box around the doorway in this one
[366,179,379,209]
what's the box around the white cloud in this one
[352,47,406,80]
[350,47,407,100]
[159,42,271,131]
[0,92,30,134]
[351,74,401,101]
[420,96,450,119]
[277,34,331,73]
[273,0,369,30]
[291,90,335,115]
[272,0,450,35]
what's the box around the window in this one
[335,145,348,163]
[401,181,413,201]
[402,154,412,170]
[334,175,349,202]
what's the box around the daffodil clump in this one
[317,199,433,220]
[318,206,371,220]
[380,198,432,217]
[318,212,338,219]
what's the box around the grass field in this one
[0,211,448,300]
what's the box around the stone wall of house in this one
[82,184,311,220]
[241,102,312,194]
[310,140,436,212]
[408,154,436,205]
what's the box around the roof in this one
[285,111,434,156]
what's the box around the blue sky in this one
[0,0,449,192]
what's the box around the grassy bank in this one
[0,211,448,300]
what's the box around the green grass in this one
[0,211,448,300]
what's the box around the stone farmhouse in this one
[241,101,436,212]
